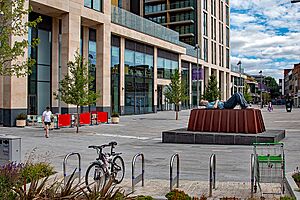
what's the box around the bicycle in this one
[85,141,125,192]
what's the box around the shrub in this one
[111,112,120,118]
[16,113,27,120]
[0,162,24,200]
[166,189,191,200]
[21,162,55,183]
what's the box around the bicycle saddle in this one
[109,141,117,146]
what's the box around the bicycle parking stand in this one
[132,153,145,193]
[170,153,179,191]
[250,153,256,197]
[209,154,216,197]
[63,152,81,185]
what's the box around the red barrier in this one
[97,112,108,123]
[58,114,71,127]
[80,112,91,125]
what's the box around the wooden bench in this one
[187,109,265,134]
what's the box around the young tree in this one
[0,0,42,76]
[164,70,189,120]
[203,75,221,102]
[243,82,253,103]
[55,52,100,133]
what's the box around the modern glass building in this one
[0,0,238,126]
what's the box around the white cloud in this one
[230,0,300,80]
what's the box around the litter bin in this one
[286,99,293,112]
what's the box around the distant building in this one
[278,79,284,96]
[284,63,300,107]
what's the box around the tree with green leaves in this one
[54,52,100,133]
[264,76,280,98]
[203,75,221,102]
[0,0,42,76]
[164,70,189,120]
[243,82,253,103]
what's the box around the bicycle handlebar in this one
[88,141,118,151]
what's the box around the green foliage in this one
[203,75,221,102]
[243,83,252,103]
[164,70,189,120]
[54,52,100,132]
[0,0,42,76]
[21,162,55,184]
[280,196,296,200]
[134,196,154,200]
[165,189,191,200]
[264,76,280,98]
[262,92,271,104]
[16,113,27,120]
[0,163,23,200]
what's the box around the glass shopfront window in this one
[181,61,190,109]
[111,36,120,113]
[157,49,179,79]
[124,40,154,115]
[89,29,97,93]
[28,13,52,115]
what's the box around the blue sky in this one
[230,0,300,80]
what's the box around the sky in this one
[230,0,300,80]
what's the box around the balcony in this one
[163,20,194,26]
[179,33,195,37]
[231,65,245,74]
[111,6,180,45]
[145,0,165,3]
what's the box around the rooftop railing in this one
[231,65,245,73]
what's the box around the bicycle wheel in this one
[85,163,106,192]
[112,155,125,184]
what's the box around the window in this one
[220,1,224,21]
[214,18,216,40]
[226,48,230,69]
[84,0,102,12]
[157,49,179,79]
[226,27,229,47]
[203,38,208,62]
[203,0,207,10]
[203,12,207,36]
[226,6,229,25]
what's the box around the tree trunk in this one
[76,105,79,133]
[175,111,178,120]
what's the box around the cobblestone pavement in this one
[0,106,299,198]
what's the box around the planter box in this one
[285,172,300,199]
[16,120,26,127]
[111,117,119,124]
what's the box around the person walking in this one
[42,106,52,138]
[267,101,273,112]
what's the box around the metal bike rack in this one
[250,153,256,197]
[170,153,179,191]
[132,153,145,192]
[209,154,216,197]
[63,152,81,185]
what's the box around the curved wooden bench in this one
[187,109,265,134]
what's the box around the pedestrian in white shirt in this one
[42,106,52,138]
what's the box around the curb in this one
[285,172,300,199]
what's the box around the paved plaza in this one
[0,107,299,198]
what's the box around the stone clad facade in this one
[0,0,235,126]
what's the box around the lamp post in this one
[259,70,263,109]
[237,61,242,93]
[194,44,200,107]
